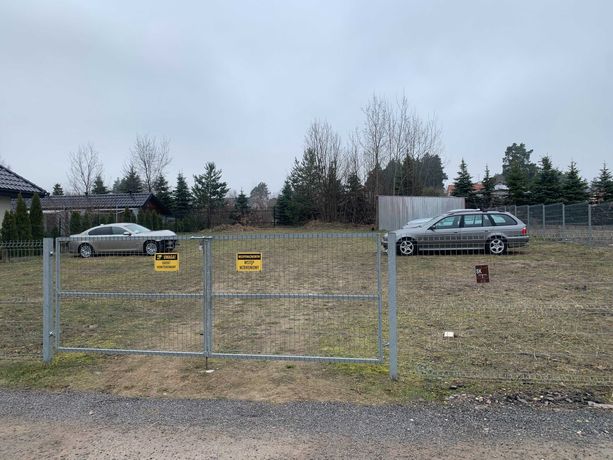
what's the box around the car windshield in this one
[123,223,150,234]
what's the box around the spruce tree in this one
[91,175,109,194]
[480,165,495,208]
[591,163,613,202]
[275,180,295,225]
[531,156,562,204]
[122,207,135,223]
[152,174,173,211]
[1,211,18,241]
[29,193,44,239]
[452,159,473,199]
[118,166,143,193]
[231,190,250,224]
[52,183,64,196]
[341,172,368,224]
[192,162,229,228]
[561,161,589,204]
[172,173,192,219]
[14,194,32,240]
[506,160,529,205]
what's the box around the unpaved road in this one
[0,390,611,459]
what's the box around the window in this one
[489,214,517,226]
[462,214,483,228]
[433,216,460,229]
[88,226,112,236]
[112,226,128,235]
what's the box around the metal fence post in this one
[588,203,593,245]
[542,204,546,233]
[387,232,398,381]
[42,238,54,364]
[527,205,530,229]
[203,237,213,357]
[562,203,566,237]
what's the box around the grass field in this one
[0,226,612,403]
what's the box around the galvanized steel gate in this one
[44,233,386,367]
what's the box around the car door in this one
[460,214,487,250]
[422,215,461,250]
[110,225,138,253]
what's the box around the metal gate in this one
[44,232,385,366]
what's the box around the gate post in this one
[387,232,398,381]
[42,238,54,364]
[202,237,213,357]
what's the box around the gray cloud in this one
[0,0,611,194]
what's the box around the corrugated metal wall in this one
[378,196,466,230]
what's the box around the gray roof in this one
[0,165,47,197]
[16,192,170,215]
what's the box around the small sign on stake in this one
[475,264,489,283]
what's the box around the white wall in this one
[378,195,466,230]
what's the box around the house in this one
[0,165,47,219]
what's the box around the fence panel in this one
[210,233,383,363]
[399,236,612,385]
[55,235,205,356]
[0,240,43,360]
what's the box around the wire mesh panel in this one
[0,241,43,359]
[398,237,612,385]
[56,235,204,355]
[210,233,383,363]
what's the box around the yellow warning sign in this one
[154,253,179,272]
[236,252,262,272]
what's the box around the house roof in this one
[0,165,47,197]
[17,192,171,215]
[446,182,484,196]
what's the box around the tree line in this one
[451,143,613,207]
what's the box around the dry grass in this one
[0,229,611,403]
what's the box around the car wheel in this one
[487,237,507,255]
[397,238,417,256]
[79,243,94,258]
[144,240,159,256]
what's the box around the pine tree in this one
[172,173,192,219]
[91,175,109,194]
[502,143,538,182]
[52,183,64,196]
[561,161,589,204]
[29,193,44,239]
[14,194,32,240]
[192,162,229,228]
[152,174,173,211]
[452,159,473,199]
[1,211,18,241]
[591,163,613,202]
[288,149,321,223]
[531,156,562,204]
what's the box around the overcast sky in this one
[1,0,611,195]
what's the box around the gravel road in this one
[0,389,611,459]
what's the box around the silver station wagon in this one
[69,223,178,258]
[382,209,529,256]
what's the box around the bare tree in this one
[305,120,343,221]
[361,94,389,206]
[129,135,172,192]
[67,143,103,195]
